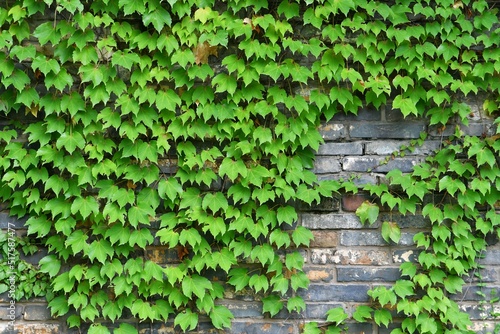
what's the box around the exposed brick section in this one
[349,122,426,139]
[317,142,363,156]
[229,321,296,334]
[480,250,500,265]
[0,212,26,229]
[304,303,344,318]
[337,267,401,282]
[300,197,340,212]
[305,267,333,282]
[225,301,262,318]
[301,213,370,230]
[378,213,430,229]
[23,305,52,321]
[310,249,392,265]
[0,303,23,320]
[318,123,347,140]
[340,231,416,246]
[333,108,382,121]
[300,284,370,302]
[312,156,342,174]
[341,193,373,212]
[5,324,61,334]
[342,156,422,172]
[364,140,441,155]
[310,230,338,248]
[392,249,419,263]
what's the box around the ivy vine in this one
[0,0,499,333]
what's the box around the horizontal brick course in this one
[23,305,52,321]
[301,213,369,230]
[311,249,392,265]
[318,123,347,140]
[337,267,401,282]
[349,122,426,139]
[313,156,342,174]
[364,140,441,155]
[342,156,422,173]
[317,142,363,156]
[300,284,370,302]
[340,231,416,246]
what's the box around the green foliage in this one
[0,0,499,332]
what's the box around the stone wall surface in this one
[1,106,499,333]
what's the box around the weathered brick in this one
[337,267,401,282]
[225,301,262,318]
[318,123,347,140]
[305,267,333,282]
[300,284,370,302]
[461,122,495,137]
[378,213,430,229]
[300,197,340,212]
[310,230,338,248]
[145,247,180,264]
[24,305,52,321]
[0,303,23,320]
[0,212,26,229]
[392,249,419,263]
[451,286,498,302]
[385,107,419,121]
[480,250,500,265]
[311,249,391,265]
[349,122,426,139]
[341,193,373,212]
[301,213,369,230]
[7,324,61,334]
[364,140,441,155]
[317,172,385,187]
[344,322,375,333]
[342,156,422,173]
[317,142,363,156]
[229,321,296,334]
[333,107,381,121]
[340,231,416,246]
[304,303,344,319]
[312,156,342,174]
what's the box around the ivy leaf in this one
[71,196,99,219]
[374,309,392,327]
[174,309,198,332]
[381,221,401,244]
[353,305,373,322]
[326,307,348,324]
[393,280,414,299]
[209,305,234,329]
[202,192,228,213]
[249,274,269,293]
[262,294,284,317]
[210,248,237,273]
[182,275,212,299]
[56,131,85,154]
[393,95,418,117]
[143,7,171,32]
[114,323,137,334]
[39,255,61,277]
[355,201,379,225]
[87,239,113,264]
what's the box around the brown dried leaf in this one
[194,42,218,65]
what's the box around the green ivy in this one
[0,0,499,333]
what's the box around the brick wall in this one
[1,105,499,333]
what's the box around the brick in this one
[451,286,499,302]
[349,122,426,139]
[385,107,419,121]
[21,248,48,264]
[305,267,333,282]
[342,156,422,173]
[145,247,180,264]
[304,303,344,318]
[340,231,416,246]
[312,156,342,174]
[337,267,401,282]
[461,122,495,137]
[341,193,373,212]
[344,323,375,333]
[0,303,23,320]
[310,230,338,248]
[301,213,369,230]
[480,250,500,265]
[364,140,441,155]
[318,123,347,140]
[333,107,381,121]
[24,305,52,321]
[392,249,419,263]
[310,249,391,265]
[229,321,296,334]
[378,213,430,229]
[300,284,370,302]
[6,324,61,334]
[464,268,498,283]
[319,172,385,187]
[225,301,262,318]
[0,212,26,229]
[300,197,340,212]
[317,142,363,156]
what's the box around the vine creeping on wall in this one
[0,0,499,333]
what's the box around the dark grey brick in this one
[349,122,426,139]
[340,231,415,246]
[300,284,370,302]
[364,140,441,155]
[392,249,420,263]
[385,107,419,121]
[317,142,363,156]
[344,322,375,333]
[300,196,340,212]
[318,123,347,140]
[461,122,495,137]
[313,156,342,174]
[480,250,500,265]
[23,305,52,321]
[342,156,422,173]
[451,286,500,302]
[20,248,48,264]
[301,213,369,230]
[378,214,430,229]
[225,301,262,318]
[0,303,23,320]
[337,267,401,282]
[304,303,344,318]
[311,249,392,265]
[0,212,26,229]
[333,107,381,121]
[229,321,296,334]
